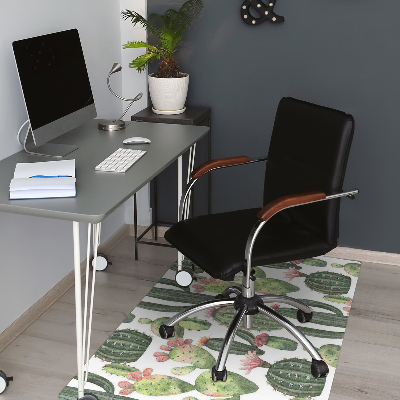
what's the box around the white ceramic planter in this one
[148,73,189,114]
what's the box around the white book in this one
[10,159,76,200]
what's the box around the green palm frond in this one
[175,0,204,31]
[122,0,203,75]
[123,41,161,54]
[121,10,161,38]
[129,52,161,73]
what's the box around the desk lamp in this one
[98,63,143,131]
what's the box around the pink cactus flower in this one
[209,277,218,283]
[254,333,270,347]
[192,284,203,289]
[270,304,280,309]
[198,336,210,347]
[119,381,132,388]
[346,300,353,306]
[119,388,134,395]
[160,345,173,351]
[167,337,185,347]
[293,259,304,265]
[343,306,351,315]
[130,371,143,381]
[142,368,153,377]
[156,355,169,362]
[194,287,205,293]
[199,278,211,284]
[184,339,193,345]
[284,267,302,281]
[240,351,267,374]
[153,352,168,357]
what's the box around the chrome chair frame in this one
[163,158,358,380]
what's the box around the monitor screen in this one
[13,29,96,146]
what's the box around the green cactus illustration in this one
[137,300,187,313]
[254,277,300,295]
[200,337,265,355]
[103,363,139,377]
[154,337,215,373]
[72,372,114,394]
[95,329,152,363]
[159,277,190,292]
[195,369,258,399]
[324,294,353,304]
[331,262,361,277]
[122,313,135,323]
[263,261,303,270]
[302,258,327,267]
[59,386,129,400]
[236,329,298,351]
[139,316,210,337]
[298,327,344,339]
[240,354,326,397]
[285,268,351,295]
[139,316,185,337]
[210,306,282,331]
[319,344,341,368]
[146,287,215,303]
[276,299,348,328]
[117,368,194,396]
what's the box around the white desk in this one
[0,119,208,399]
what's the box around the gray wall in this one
[149,0,400,253]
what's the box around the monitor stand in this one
[23,126,78,158]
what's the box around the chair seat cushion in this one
[165,208,334,281]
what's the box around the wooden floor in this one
[0,235,399,400]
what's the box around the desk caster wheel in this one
[311,359,329,378]
[297,309,313,323]
[175,267,193,287]
[79,394,98,400]
[91,253,111,271]
[0,371,13,394]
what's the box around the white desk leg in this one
[73,221,84,399]
[177,155,184,270]
[177,144,197,272]
[73,221,101,400]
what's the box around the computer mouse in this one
[123,137,151,144]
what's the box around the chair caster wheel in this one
[175,267,193,287]
[79,394,99,400]
[297,309,313,323]
[91,253,111,271]
[211,366,227,382]
[0,370,13,394]
[311,359,329,378]
[159,324,175,339]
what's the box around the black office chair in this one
[160,97,358,382]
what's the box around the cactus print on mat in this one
[59,256,360,400]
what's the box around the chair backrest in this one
[264,97,355,246]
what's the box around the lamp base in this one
[97,119,126,131]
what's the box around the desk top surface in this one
[0,120,208,223]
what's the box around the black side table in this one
[131,106,212,259]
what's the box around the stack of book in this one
[9,159,76,200]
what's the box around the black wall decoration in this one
[241,0,284,25]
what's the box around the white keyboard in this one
[95,148,146,173]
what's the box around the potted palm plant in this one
[122,0,204,114]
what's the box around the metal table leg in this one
[73,221,101,400]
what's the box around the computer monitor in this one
[12,29,96,157]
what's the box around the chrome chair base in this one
[160,286,329,382]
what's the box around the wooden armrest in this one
[191,156,251,179]
[257,191,326,221]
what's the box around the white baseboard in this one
[0,224,130,352]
